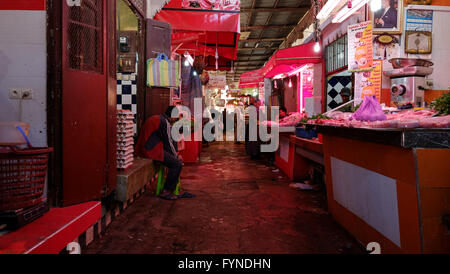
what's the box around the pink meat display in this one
[308,109,450,129]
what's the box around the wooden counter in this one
[274,133,324,181]
[317,126,450,254]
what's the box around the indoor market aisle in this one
[85,142,364,254]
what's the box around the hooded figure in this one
[136,106,195,200]
[337,87,353,112]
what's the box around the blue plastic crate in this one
[295,127,318,139]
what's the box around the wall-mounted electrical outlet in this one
[9,88,22,100]
[21,88,33,100]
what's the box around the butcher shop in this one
[0,0,449,259]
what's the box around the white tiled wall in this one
[424,9,450,90]
[0,10,47,146]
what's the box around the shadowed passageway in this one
[85,142,364,254]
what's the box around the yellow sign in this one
[355,60,383,102]
[348,21,374,72]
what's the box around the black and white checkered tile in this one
[117,73,137,134]
[327,76,352,110]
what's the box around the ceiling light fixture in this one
[316,0,343,20]
[314,41,321,53]
[287,65,308,77]
[370,0,381,12]
[183,51,194,66]
[332,0,370,24]
[273,74,285,80]
[313,1,322,54]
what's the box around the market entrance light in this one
[332,0,370,23]
[370,0,381,12]
[316,0,343,20]
[183,51,194,66]
[314,41,321,53]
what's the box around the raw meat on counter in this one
[261,112,307,127]
[308,109,450,129]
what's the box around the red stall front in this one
[261,42,322,179]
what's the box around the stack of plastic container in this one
[117,110,134,170]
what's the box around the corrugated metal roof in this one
[228,0,312,81]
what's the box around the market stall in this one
[317,125,449,253]
[263,41,321,79]
[259,42,322,180]
[303,91,450,253]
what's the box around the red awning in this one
[154,0,240,61]
[204,55,233,71]
[238,68,264,89]
[263,42,322,78]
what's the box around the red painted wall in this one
[0,0,45,10]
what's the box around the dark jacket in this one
[135,114,178,162]
[375,7,397,29]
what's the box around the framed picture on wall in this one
[405,31,432,54]
[370,0,403,34]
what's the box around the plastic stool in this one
[155,162,181,196]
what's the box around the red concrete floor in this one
[85,142,365,254]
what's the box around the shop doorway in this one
[47,0,117,206]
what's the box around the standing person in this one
[135,106,195,201]
[279,106,288,120]
[246,101,262,160]
[374,0,397,29]
[337,87,353,112]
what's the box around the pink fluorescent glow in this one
[317,0,343,20]
[332,0,369,23]
[287,65,308,77]
[298,68,314,113]
[273,74,285,80]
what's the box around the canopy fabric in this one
[204,55,233,71]
[263,42,322,78]
[238,68,264,89]
[154,0,240,61]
